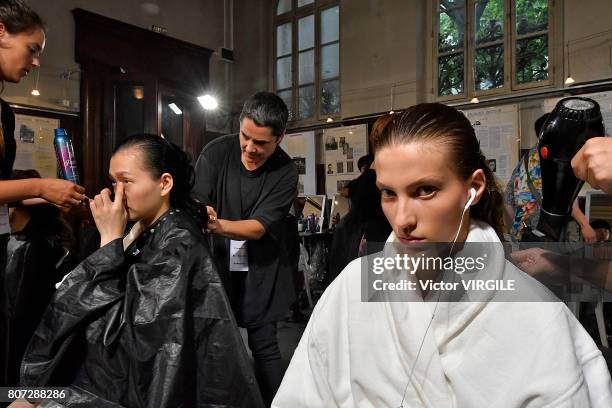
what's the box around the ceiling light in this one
[168,103,182,115]
[31,68,40,96]
[565,42,575,86]
[133,86,144,100]
[198,94,218,110]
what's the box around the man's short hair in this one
[239,92,289,137]
[590,219,611,231]
[357,154,373,171]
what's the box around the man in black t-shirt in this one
[193,92,298,405]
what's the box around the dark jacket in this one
[328,169,391,283]
[193,135,298,328]
[0,97,16,387]
[5,211,68,386]
[0,99,15,181]
[20,209,264,407]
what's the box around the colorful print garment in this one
[505,146,542,239]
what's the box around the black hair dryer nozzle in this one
[525,97,605,242]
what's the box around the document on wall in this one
[229,240,249,271]
[14,114,60,178]
[462,104,520,187]
[324,124,368,197]
[280,131,316,195]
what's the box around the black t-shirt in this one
[0,98,16,180]
[194,135,296,233]
[193,134,299,327]
[240,163,266,219]
[0,97,16,386]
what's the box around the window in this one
[437,1,466,96]
[514,0,549,85]
[275,1,340,122]
[474,0,504,91]
[435,0,551,99]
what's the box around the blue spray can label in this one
[54,128,80,185]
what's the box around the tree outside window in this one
[436,0,551,99]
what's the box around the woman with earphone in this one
[273,104,612,407]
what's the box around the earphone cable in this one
[398,203,469,407]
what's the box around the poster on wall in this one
[13,114,59,178]
[280,130,316,195]
[462,104,520,186]
[324,124,368,197]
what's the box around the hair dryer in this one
[523,97,605,242]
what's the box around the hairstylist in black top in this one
[0,0,85,388]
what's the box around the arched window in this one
[275,0,340,122]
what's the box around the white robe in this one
[273,221,612,407]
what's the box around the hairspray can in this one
[54,128,80,184]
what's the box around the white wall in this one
[564,0,612,84]
[340,0,426,119]
[231,0,274,120]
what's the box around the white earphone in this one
[399,185,479,407]
[463,187,477,211]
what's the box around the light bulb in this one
[198,94,218,110]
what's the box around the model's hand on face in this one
[90,181,128,247]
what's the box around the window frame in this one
[297,13,316,120]
[434,1,467,102]
[469,0,511,97]
[433,0,554,101]
[274,0,341,126]
[510,0,554,91]
[275,18,294,117]
[319,4,341,119]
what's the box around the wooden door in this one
[100,70,157,180]
[74,8,212,193]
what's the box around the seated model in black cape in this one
[13,135,264,408]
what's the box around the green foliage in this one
[437,0,549,95]
[438,53,464,96]
[475,45,504,90]
[439,10,464,53]
[516,35,549,83]
[516,0,548,35]
[475,0,503,44]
